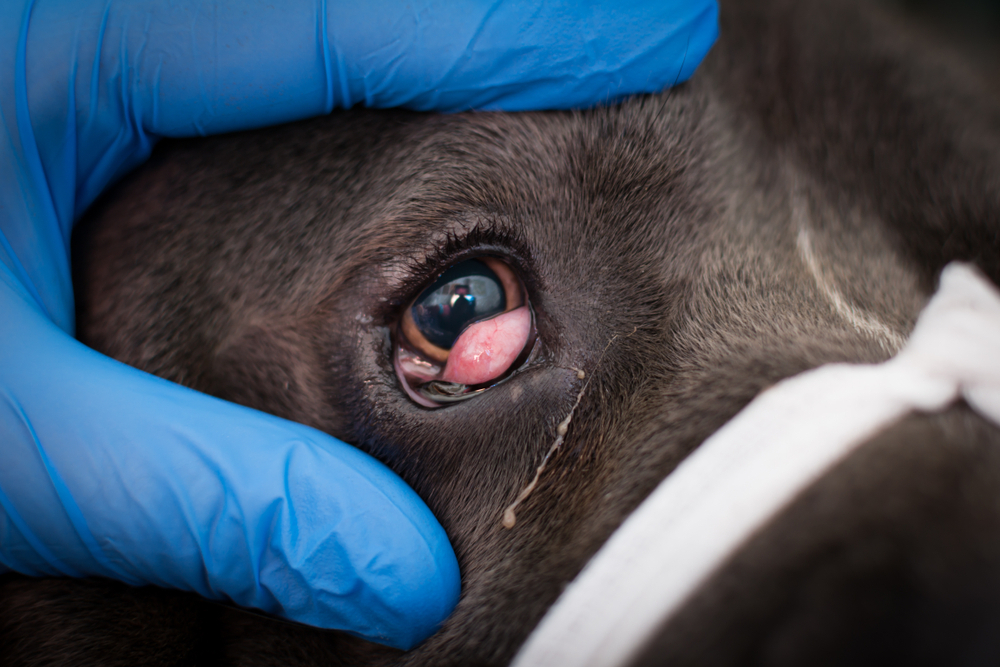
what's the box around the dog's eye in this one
[394,257,536,407]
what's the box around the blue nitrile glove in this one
[0,0,718,650]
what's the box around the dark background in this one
[891,0,1000,35]
[886,0,999,89]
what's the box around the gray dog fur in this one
[2,0,999,664]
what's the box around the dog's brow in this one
[376,218,482,287]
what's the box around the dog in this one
[2,0,999,664]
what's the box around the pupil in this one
[411,259,506,349]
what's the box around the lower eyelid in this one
[393,351,444,408]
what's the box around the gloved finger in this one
[0,274,460,650]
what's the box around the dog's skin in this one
[2,0,999,665]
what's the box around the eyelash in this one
[376,223,537,324]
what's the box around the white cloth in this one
[512,263,1000,667]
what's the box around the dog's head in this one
[6,0,1000,665]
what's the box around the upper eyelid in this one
[371,214,535,318]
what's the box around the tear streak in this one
[502,330,634,529]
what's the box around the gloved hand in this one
[0,0,718,650]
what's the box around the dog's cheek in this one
[0,575,216,665]
[207,322,347,438]
[345,360,582,568]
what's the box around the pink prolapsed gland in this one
[442,306,532,386]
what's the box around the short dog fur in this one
[2,0,999,664]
